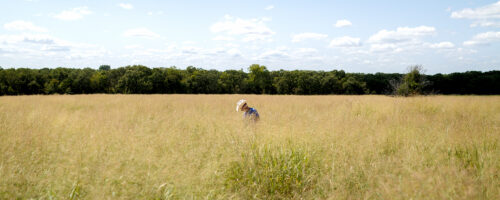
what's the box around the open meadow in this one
[0,95,499,199]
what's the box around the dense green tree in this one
[99,65,111,71]
[219,69,248,93]
[392,65,427,96]
[13,69,37,94]
[272,70,297,94]
[44,79,60,94]
[362,73,401,94]
[149,68,166,93]
[320,73,342,94]
[107,67,126,93]
[0,68,5,95]
[342,76,368,94]
[116,65,153,93]
[90,71,109,93]
[0,65,499,95]
[295,71,321,94]
[247,64,272,94]
[184,68,221,94]
[164,67,185,93]
[70,68,94,94]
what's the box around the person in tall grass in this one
[236,99,260,122]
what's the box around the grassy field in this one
[0,95,499,199]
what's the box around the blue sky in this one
[1,0,499,73]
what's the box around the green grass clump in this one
[222,144,320,199]
[451,145,483,171]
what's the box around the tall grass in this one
[222,142,320,199]
[0,95,499,199]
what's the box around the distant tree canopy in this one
[391,65,429,96]
[0,64,499,95]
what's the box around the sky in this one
[0,0,499,74]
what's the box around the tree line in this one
[0,64,499,95]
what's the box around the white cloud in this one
[335,19,352,28]
[23,34,55,44]
[292,48,319,58]
[451,1,500,28]
[265,5,274,10]
[368,26,435,44]
[41,45,71,52]
[255,46,290,60]
[364,26,438,53]
[4,20,47,32]
[0,34,54,44]
[180,46,202,55]
[291,32,328,42]
[295,48,318,54]
[369,40,435,53]
[143,45,246,62]
[0,33,107,59]
[258,50,289,60]
[119,3,133,10]
[123,28,160,39]
[289,48,324,61]
[369,43,400,53]
[147,11,164,16]
[224,43,239,48]
[428,42,455,49]
[210,15,275,42]
[124,44,142,49]
[213,36,234,41]
[329,36,361,47]
[226,48,242,56]
[451,1,500,19]
[463,31,500,46]
[54,7,92,21]
[470,21,500,27]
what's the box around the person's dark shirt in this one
[244,107,260,120]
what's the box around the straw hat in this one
[236,99,247,112]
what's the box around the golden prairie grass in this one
[0,95,499,199]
